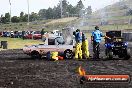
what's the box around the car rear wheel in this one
[31,51,41,59]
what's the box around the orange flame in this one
[78,66,86,76]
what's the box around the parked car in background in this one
[24,31,33,39]
[32,31,42,39]
[18,31,22,38]
[0,30,46,40]
[10,31,14,38]
[2,31,10,37]
[14,31,19,38]
[42,30,62,42]
[24,31,41,39]
[7,31,11,37]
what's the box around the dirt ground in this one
[0,43,132,88]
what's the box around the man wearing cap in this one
[91,26,110,59]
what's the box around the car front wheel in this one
[64,49,73,59]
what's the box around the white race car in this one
[23,28,76,59]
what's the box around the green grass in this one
[0,37,44,50]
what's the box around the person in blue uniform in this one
[91,26,110,59]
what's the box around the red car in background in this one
[24,31,41,39]
[32,31,42,39]
[24,31,33,39]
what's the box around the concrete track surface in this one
[0,46,132,88]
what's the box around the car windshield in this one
[56,37,65,44]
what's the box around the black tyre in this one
[108,50,113,59]
[124,49,131,60]
[31,51,41,59]
[64,49,73,59]
[80,76,86,84]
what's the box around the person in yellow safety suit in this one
[51,51,58,61]
[82,33,90,59]
[74,29,83,60]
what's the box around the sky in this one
[0,0,119,16]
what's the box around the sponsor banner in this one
[83,75,130,83]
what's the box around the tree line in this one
[0,0,92,23]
